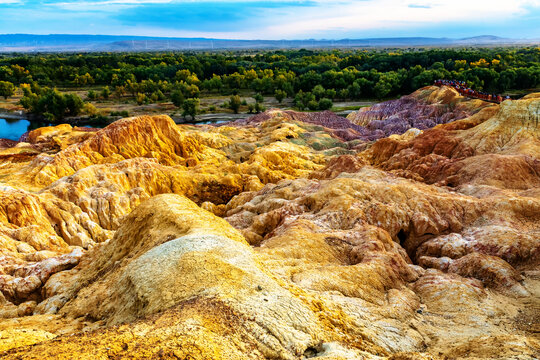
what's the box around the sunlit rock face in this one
[0,87,539,360]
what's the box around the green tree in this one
[228,95,242,114]
[171,90,185,108]
[274,89,286,103]
[64,93,84,117]
[155,90,166,101]
[325,88,336,100]
[101,86,111,100]
[135,92,146,105]
[253,93,264,104]
[254,102,265,113]
[87,90,97,101]
[498,69,517,91]
[20,88,84,121]
[318,98,333,110]
[312,85,325,100]
[0,81,15,99]
[307,100,318,111]
[282,82,294,97]
[374,80,392,99]
[182,98,199,120]
[295,91,315,110]
[347,81,362,99]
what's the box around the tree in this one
[347,81,362,99]
[101,86,111,100]
[498,69,517,91]
[114,85,126,99]
[182,98,199,120]
[0,81,15,99]
[253,93,264,104]
[64,93,84,117]
[307,100,318,111]
[282,82,294,97]
[318,98,333,110]
[228,95,242,114]
[73,73,94,86]
[254,102,265,113]
[171,90,185,108]
[83,103,97,116]
[338,89,349,100]
[312,85,325,100]
[294,91,305,110]
[374,79,392,99]
[203,75,223,92]
[20,88,84,121]
[325,88,336,100]
[294,90,315,110]
[155,90,166,101]
[274,89,286,103]
[87,90,97,101]
[135,93,146,105]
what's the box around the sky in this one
[1,0,540,40]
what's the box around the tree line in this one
[0,47,538,120]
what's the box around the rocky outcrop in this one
[0,89,539,359]
[346,86,495,139]
[366,95,540,189]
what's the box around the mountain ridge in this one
[0,34,538,52]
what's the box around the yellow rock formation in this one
[0,87,538,359]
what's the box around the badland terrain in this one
[0,85,538,359]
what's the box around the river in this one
[0,118,36,141]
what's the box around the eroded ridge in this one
[0,87,538,359]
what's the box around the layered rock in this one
[347,86,495,139]
[366,94,540,189]
[5,195,387,359]
[0,89,538,359]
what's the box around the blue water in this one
[0,117,227,141]
[0,118,31,141]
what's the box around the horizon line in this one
[2,33,539,42]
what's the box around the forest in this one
[0,47,539,121]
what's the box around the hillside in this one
[0,86,538,359]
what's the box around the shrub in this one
[318,98,333,110]
[110,110,129,117]
[307,100,318,111]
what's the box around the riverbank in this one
[0,110,29,120]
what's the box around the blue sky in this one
[1,0,539,39]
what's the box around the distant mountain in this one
[457,35,516,44]
[0,34,538,52]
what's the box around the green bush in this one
[110,110,129,117]
[318,98,333,110]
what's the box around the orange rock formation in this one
[0,86,538,359]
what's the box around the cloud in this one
[253,0,540,38]
[1,0,540,39]
[43,0,174,11]
[408,4,431,9]
[114,1,317,33]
